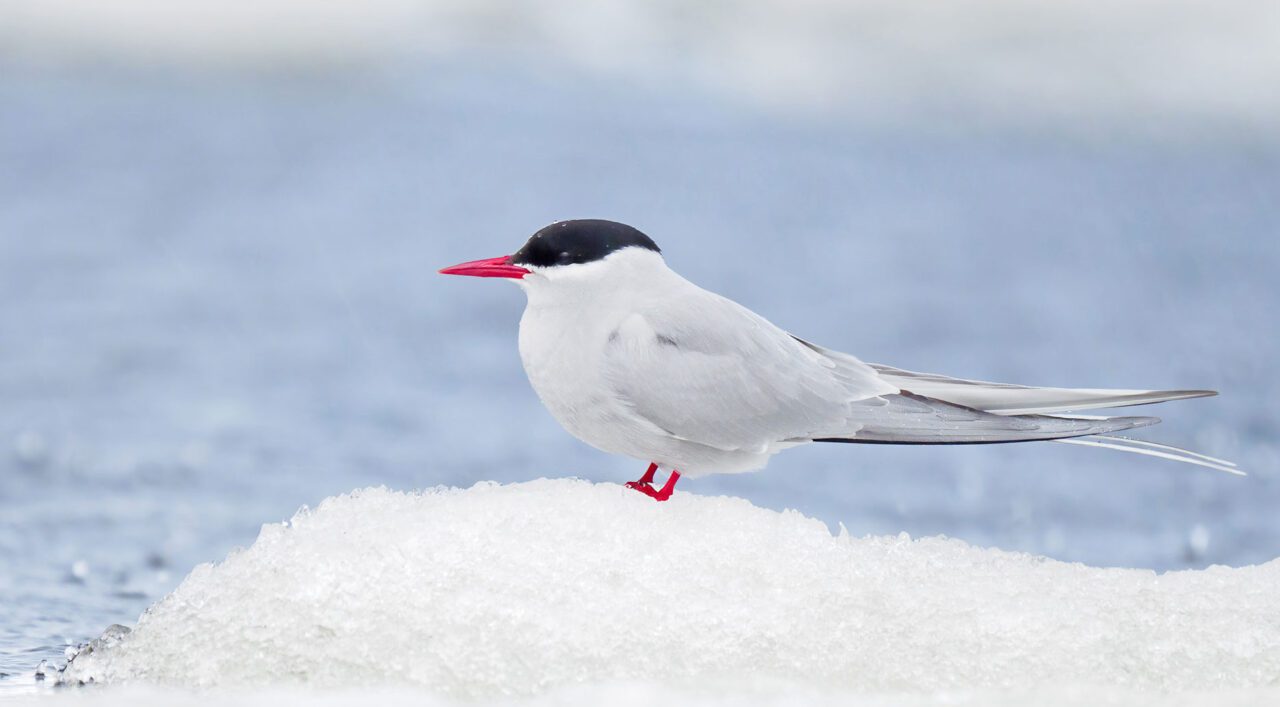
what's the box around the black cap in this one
[511,220,661,268]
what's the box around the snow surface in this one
[57,480,1280,700]
[10,684,1280,707]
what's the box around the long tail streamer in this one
[1053,435,1244,476]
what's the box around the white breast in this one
[518,291,677,458]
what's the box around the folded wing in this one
[868,363,1216,415]
[600,291,1233,472]
[601,296,897,453]
[815,391,1159,444]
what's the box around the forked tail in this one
[1053,434,1243,475]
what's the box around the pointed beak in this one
[438,255,530,279]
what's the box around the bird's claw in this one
[624,474,680,502]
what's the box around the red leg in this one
[625,462,659,492]
[651,470,680,501]
[638,462,659,485]
[626,469,681,502]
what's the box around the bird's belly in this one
[518,311,639,454]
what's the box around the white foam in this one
[60,480,1280,698]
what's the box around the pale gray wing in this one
[822,392,1160,444]
[602,290,1164,450]
[600,292,897,452]
[867,363,1215,415]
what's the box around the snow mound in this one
[62,480,1280,697]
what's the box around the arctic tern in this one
[441,219,1240,501]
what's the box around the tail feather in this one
[814,364,1237,473]
[1054,435,1244,476]
[869,363,1216,415]
[1056,430,1238,467]
[814,392,1159,445]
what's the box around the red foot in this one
[625,464,680,502]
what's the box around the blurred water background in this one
[1,0,1278,686]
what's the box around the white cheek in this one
[513,271,548,288]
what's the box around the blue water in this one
[1,59,1278,682]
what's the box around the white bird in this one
[440,219,1241,501]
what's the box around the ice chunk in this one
[60,480,1280,698]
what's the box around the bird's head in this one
[439,219,664,292]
